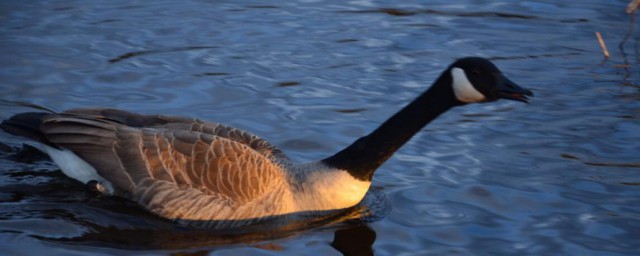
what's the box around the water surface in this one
[1,0,639,255]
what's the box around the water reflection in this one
[332,224,376,256]
[42,219,379,254]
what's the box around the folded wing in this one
[39,108,291,222]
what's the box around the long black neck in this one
[322,70,462,181]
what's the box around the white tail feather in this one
[41,144,114,194]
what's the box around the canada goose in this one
[1,57,532,229]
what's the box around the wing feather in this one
[35,108,291,221]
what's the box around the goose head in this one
[448,57,533,104]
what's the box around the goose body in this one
[1,57,532,229]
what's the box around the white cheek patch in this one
[451,67,485,103]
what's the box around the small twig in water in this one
[595,32,610,59]
[626,0,640,14]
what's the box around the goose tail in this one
[0,101,56,146]
[1,112,53,147]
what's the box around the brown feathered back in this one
[33,108,294,223]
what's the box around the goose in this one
[1,57,532,229]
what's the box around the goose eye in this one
[470,70,481,76]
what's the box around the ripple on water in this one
[389,188,488,227]
[0,219,88,239]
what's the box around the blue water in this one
[1,0,639,255]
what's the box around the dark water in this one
[1,0,639,255]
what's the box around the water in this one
[1,0,639,255]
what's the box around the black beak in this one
[497,76,533,103]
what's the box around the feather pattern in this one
[36,108,309,225]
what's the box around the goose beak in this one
[497,76,533,103]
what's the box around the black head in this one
[448,57,533,103]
